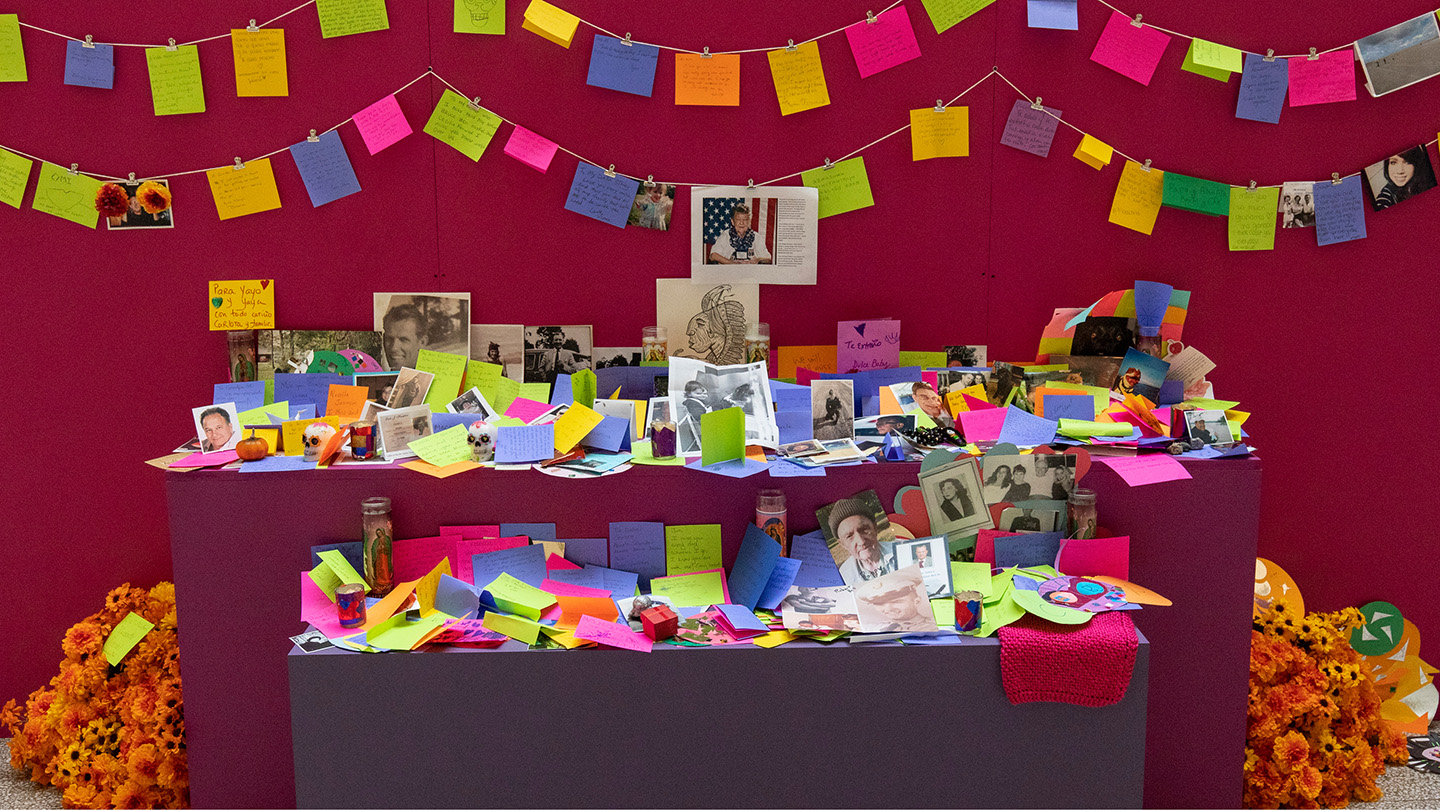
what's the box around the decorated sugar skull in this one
[467,420,497,462]
[302,422,337,463]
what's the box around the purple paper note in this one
[289,130,362,208]
[352,95,412,155]
[1027,0,1077,30]
[774,388,812,412]
[728,524,783,610]
[548,566,606,591]
[562,537,608,568]
[214,381,266,414]
[1313,176,1367,246]
[843,5,922,79]
[585,35,660,97]
[564,162,642,228]
[274,373,342,417]
[757,557,804,610]
[1089,10,1171,86]
[776,411,813,446]
[453,537,526,584]
[1042,394,1093,422]
[498,523,557,542]
[714,604,769,638]
[584,564,640,600]
[64,40,115,89]
[1288,51,1356,106]
[310,541,364,574]
[789,530,845,587]
[1235,53,1288,124]
[503,125,560,173]
[959,408,1007,442]
[996,405,1058,447]
[581,415,630,453]
[1097,454,1193,486]
[994,532,1063,569]
[575,614,652,652]
[608,522,666,587]
[472,544,547,589]
[685,457,770,478]
[238,455,316,472]
[494,423,554,464]
[999,99,1062,158]
[769,458,826,477]
[837,319,901,373]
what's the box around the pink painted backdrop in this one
[3,0,1434,738]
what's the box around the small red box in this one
[640,605,679,641]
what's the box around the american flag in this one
[702,196,778,261]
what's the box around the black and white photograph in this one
[1051,355,1122,389]
[691,185,819,285]
[817,490,899,585]
[853,567,940,633]
[1070,316,1134,357]
[646,396,672,439]
[656,280,760,366]
[593,347,643,368]
[386,367,434,409]
[917,456,990,536]
[991,362,1031,411]
[376,405,433,459]
[854,414,914,440]
[1355,12,1440,97]
[811,379,854,441]
[780,584,861,633]
[469,324,525,382]
[523,325,593,384]
[980,454,1077,505]
[359,400,391,423]
[668,357,778,452]
[936,368,988,398]
[1279,182,1316,228]
[1363,145,1438,211]
[105,179,174,230]
[999,506,1063,533]
[447,387,496,418]
[892,536,954,598]
[192,402,241,453]
[373,293,471,372]
[1184,408,1235,446]
[353,371,399,405]
[945,345,987,367]
[628,182,675,231]
[778,438,825,457]
[288,629,335,654]
[256,330,382,380]
[806,438,867,465]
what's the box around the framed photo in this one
[811,379,854,441]
[979,454,1077,505]
[524,325,593,384]
[917,457,990,536]
[373,293,471,371]
[469,324,525,382]
[358,400,390,423]
[376,405,433,460]
[816,489,899,585]
[386,367,434,409]
[892,536,953,598]
[447,387,496,418]
[353,371,399,405]
[936,368,988,398]
[1184,409,1235,446]
[193,402,241,453]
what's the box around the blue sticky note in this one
[774,388,811,412]
[768,379,807,399]
[585,35,659,97]
[608,522,666,588]
[64,40,115,89]
[1132,281,1173,335]
[769,458,826,477]
[239,455,317,472]
[273,373,342,417]
[1235,53,1288,124]
[993,532,1063,570]
[288,131,362,207]
[789,530,845,588]
[728,524,783,611]
[1011,574,1042,591]
[564,162,641,228]
[472,544,547,589]
[756,557,803,610]
[495,424,555,463]
[1026,0,1077,30]
[686,457,769,478]
[562,537,608,568]
[431,413,473,434]
[581,415,629,453]
[290,404,316,421]
[1157,380,1184,406]
[1314,176,1367,246]
[1042,394,1093,422]
[776,411,813,445]
[214,381,266,414]
[310,541,364,574]
[996,405,1058,446]
[550,374,574,406]
[584,564,640,600]
[858,395,880,417]
[435,574,480,619]
[499,523,557,542]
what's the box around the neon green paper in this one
[308,562,344,601]
[480,573,556,620]
[919,0,996,34]
[1180,39,1233,82]
[950,562,994,599]
[145,45,206,116]
[406,424,473,468]
[1011,584,1093,624]
[464,360,502,406]
[417,349,468,412]
[483,611,542,644]
[898,351,947,368]
[801,156,875,219]
[31,163,102,228]
[0,147,30,209]
[975,590,1024,638]
[317,550,366,587]
[1058,419,1134,438]
[454,0,505,34]
[651,570,726,607]
[238,401,289,425]
[700,407,744,466]
[493,377,521,414]
[423,89,503,161]
[104,612,155,666]
[1182,397,1240,410]
[665,524,722,576]
[1228,186,1280,251]
[0,14,27,82]
[366,612,449,649]
[630,439,686,466]
[315,0,390,38]
[571,369,597,409]
[1190,38,1243,72]
[517,382,550,404]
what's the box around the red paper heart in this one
[260,279,271,289]
[988,501,1012,530]
[888,486,931,538]
[1063,447,1092,483]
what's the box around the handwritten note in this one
[1288,51,1356,106]
[1236,53,1288,124]
[574,614,652,652]
[503,125,559,173]
[1089,10,1171,86]
[521,0,579,47]
[104,613,155,666]
[1097,454,1193,486]
[999,99,1061,157]
[31,163,101,228]
[289,130,360,207]
[910,106,968,160]
[1313,175,1367,246]
[463,360,503,403]
[64,40,114,89]
[1185,38,1241,81]
[472,544,547,589]
[353,95,412,155]
[609,521,665,585]
[675,53,740,106]
[919,0,997,34]
[564,162,641,228]
[665,524,722,576]
[1161,173,1229,216]
[777,345,836,378]
[454,0,505,34]
[423,89,502,161]
[316,0,390,38]
[837,319,900,373]
[400,424,467,467]
[0,148,31,209]
[801,156,874,218]
[1027,0,1077,30]
[766,40,830,115]
[145,45,206,115]
[958,407,1006,442]
[728,524,782,610]
[995,405,1058,446]
[651,570,727,607]
[0,14,25,82]
[552,402,604,452]
[418,349,468,410]
[587,35,659,97]
[1108,161,1165,235]
[844,6,921,78]
[231,29,288,96]
[209,280,276,330]
[1074,134,1113,170]
[207,159,282,220]
[494,423,554,463]
[1228,186,1280,251]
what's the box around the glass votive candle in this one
[744,322,770,366]
[336,583,367,628]
[1067,488,1098,539]
[642,326,668,362]
[651,419,677,459]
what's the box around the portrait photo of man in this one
[192,403,241,453]
[818,492,898,585]
[854,567,939,633]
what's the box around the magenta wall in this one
[3,0,1433,746]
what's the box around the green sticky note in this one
[1048,381,1112,411]
[919,0,996,34]
[308,561,344,601]
[664,524,722,576]
[976,590,1024,638]
[571,368,598,409]
[464,360,502,404]
[454,0,505,34]
[417,349,469,412]
[700,407,744,466]
[0,148,33,209]
[630,439,686,466]
[898,351,947,368]
[316,0,391,38]
[489,416,526,427]
[104,612,155,666]
[930,598,954,627]
[651,570,726,607]
[31,163,101,228]
[0,14,26,82]
[1190,38,1243,73]
[1180,39,1232,82]
[481,573,556,620]
[1228,186,1280,251]
[950,562,994,599]
[1162,173,1230,216]
[366,612,449,649]
[517,382,551,404]
[1057,419,1133,438]
[483,611,542,644]
[145,45,206,116]
[1183,397,1240,411]
[317,549,367,587]
[492,376,521,414]
[423,89,503,161]
[238,401,289,425]
[406,424,473,467]
[801,156,875,219]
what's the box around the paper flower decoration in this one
[94,183,129,217]
[136,182,172,215]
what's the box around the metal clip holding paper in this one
[246,19,260,32]
[604,164,617,179]
[1030,96,1044,111]
[701,47,712,59]
[934,99,945,112]
[128,172,137,183]
[643,174,655,189]
[747,179,755,190]
[1330,172,1342,185]
[1307,47,1319,61]
[468,97,482,110]
[166,38,178,51]
[67,163,79,176]
[1130,13,1143,27]
[307,129,320,143]
[1246,181,1257,192]
[82,35,95,49]
[1263,49,1276,62]
[621,32,633,46]
[1141,159,1153,172]
[785,39,797,52]
[866,10,878,24]
[233,157,246,171]
[823,158,835,170]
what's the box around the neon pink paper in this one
[843,5,921,79]
[959,408,1007,442]
[503,125,560,173]
[546,553,582,571]
[440,524,501,538]
[1287,51,1355,106]
[574,614,653,652]
[455,537,527,584]
[963,393,997,411]
[1097,455,1192,486]
[922,370,939,391]
[300,574,352,638]
[539,578,612,598]
[540,603,563,622]
[1089,10,1171,86]
[173,450,239,467]
[352,95,412,155]
[393,535,457,583]
[505,397,554,422]
[1056,535,1131,580]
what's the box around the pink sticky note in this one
[796,367,821,385]
[455,537,528,584]
[837,319,901,373]
[1089,10,1172,86]
[1107,410,1163,438]
[546,553,582,571]
[539,579,612,598]
[959,408,1007,442]
[503,125,560,173]
[353,95,413,155]
[505,397,554,423]
[392,535,458,584]
[1056,536,1131,580]
[440,524,501,539]
[300,575,352,638]
[540,602,564,622]
[574,614,653,652]
[843,5,921,79]
[922,370,939,391]
[1097,455,1192,486]
[962,393,997,411]
[1287,51,1356,106]
[172,449,240,467]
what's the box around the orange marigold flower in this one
[1293,763,1323,800]
[125,743,161,787]
[93,183,129,217]
[136,181,172,215]
[1272,730,1309,772]
[62,622,105,662]
[110,781,151,809]
[61,781,101,809]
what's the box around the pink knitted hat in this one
[998,611,1138,707]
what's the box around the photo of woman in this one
[1364,145,1438,211]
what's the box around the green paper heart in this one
[211,297,223,308]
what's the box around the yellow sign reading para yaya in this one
[209,279,276,330]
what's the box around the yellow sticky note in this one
[551,402,604,452]
[317,549,367,586]
[664,524,722,576]
[361,580,419,630]
[423,89,503,162]
[801,156,875,219]
[416,558,452,616]
[753,630,797,648]
[481,572,557,620]
[0,14,26,82]
[207,158,282,220]
[483,611,543,644]
[231,29,288,97]
[675,53,740,106]
[418,348,469,411]
[0,147,32,209]
[209,280,276,330]
[145,45,206,116]
[1227,186,1279,251]
[1108,161,1165,236]
[1073,134,1113,170]
[31,163,101,228]
[308,561,344,601]
[455,0,505,34]
[910,107,969,160]
[316,0,390,38]
[400,459,482,478]
[766,40,830,116]
[539,629,594,649]
[406,424,474,468]
[282,417,340,456]
[104,613,155,667]
[521,0,579,47]
[651,570,726,608]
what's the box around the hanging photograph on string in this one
[1279,182,1316,228]
[628,182,675,232]
[691,185,819,285]
[105,179,174,231]
[1363,145,1438,211]
[1355,13,1440,97]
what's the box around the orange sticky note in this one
[326,385,369,423]
[399,459,482,478]
[415,558,453,616]
[556,595,620,627]
[206,158,282,220]
[745,445,767,462]
[878,386,904,415]
[675,53,740,106]
[361,580,419,630]
[776,345,837,378]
